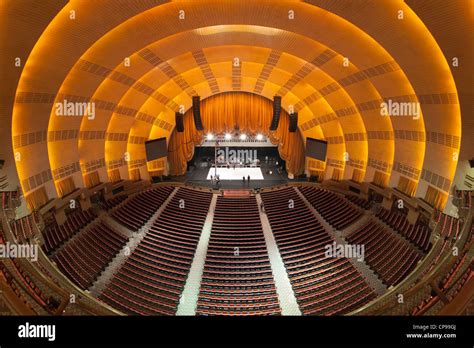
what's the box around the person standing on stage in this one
[247,175,250,186]
[242,176,246,185]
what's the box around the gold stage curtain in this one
[168,92,305,176]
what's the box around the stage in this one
[206,167,264,180]
[166,143,308,189]
[174,161,297,189]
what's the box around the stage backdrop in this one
[168,92,305,176]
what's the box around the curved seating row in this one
[42,209,96,254]
[298,186,362,230]
[99,188,212,315]
[261,187,376,315]
[53,221,128,290]
[111,186,174,231]
[376,207,431,252]
[346,219,421,286]
[197,196,281,316]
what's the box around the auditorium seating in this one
[412,260,473,315]
[436,213,461,241]
[197,196,281,316]
[439,251,471,291]
[411,293,439,315]
[346,219,421,286]
[446,264,473,302]
[1,190,19,210]
[10,214,38,243]
[346,195,372,210]
[298,186,362,229]
[100,195,127,211]
[9,258,60,313]
[53,221,128,290]
[0,262,35,313]
[260,187,376,315]
[99,187,212,315]
[376,207,431,252]
[111,186,174,231]
[42,209,96,254]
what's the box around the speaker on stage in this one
[192,96,204,131]
[270,96,281,131]
[175,112,184,132]
[289,112,298,132]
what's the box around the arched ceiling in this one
[10,0,461,206]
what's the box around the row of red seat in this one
[418,213,464,279]
[260,187,376,315]
[298,186,362,230]
[100,195,127,211]
[99,187,213,315]
[42,209,96,254]
[1,191,20,210]
[437,213,461,240]
[455,189,472,209]
[197,196,281,316]
[412,261,473,315]
[0,261,36,313]
[111,186,174,231]
[376,207,431,252]
[53,221,128,290]
[346,195,372,210]
[9,258,60,313]
[440,251,471,291]
[10,214,39,243]
[346,219,421,286]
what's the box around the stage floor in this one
[206,167,264,180]
[173,159,306,189]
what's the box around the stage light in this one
[256,134,263,140]
[225,133,232,140]
[206,133,214,140]
[240,134,247,140]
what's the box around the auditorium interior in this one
[0,0,473,322]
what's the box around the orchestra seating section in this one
[0,262,35,313]
[346,219,422,286]
[100,195,127,211]
[1,183,471,316]
[42,209,97,254]
[9,258,60,313]
[376,207,431,252]
[197,196,281,316]
[53,221,128,290]
[346,195,372,210]
[2,190,20,210]
[10,214,38,243]
[99,188,212,315]
[260,187,377,315]
[298,186,362,230]
[111,186,174,231]
[412,257,473,316]
[436,213,461,241]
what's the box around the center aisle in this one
[176,194,218,315]
[256,194,302,315]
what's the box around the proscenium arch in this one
[12,0,459,209]
[166,91,307,177]
[62,23,408,188]
[19,2,418,192]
